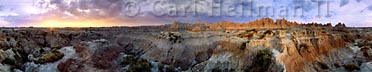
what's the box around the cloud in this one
[0,18,10,26]
[355,0,362,2]
[39,0,261,24]
[0,5,3,11]
[368,5,372,10]
[340,0,349,7]
[0,0,371,27]
[33,0,335,21]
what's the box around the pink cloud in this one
[0,19,10,26]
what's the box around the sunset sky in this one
[0,0,371,27]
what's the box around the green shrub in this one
[127,58,152,72]
[3,58,15,65]
[168,33,182,44]
[158,64,176,72]
[211,67,222,72]
[343,64,360,71]
[122,55,153,72]
[356,41,372,47]
[238,32,249,38]
[122,55,136,65]
[37,58,46,64]
[164,65,176,72]
[246,49,273,72]
[37,50,64,64]
[51,45,63,50]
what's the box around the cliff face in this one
[206,18,332,30]
[183,28,352,72]
[0,18,371,72]
[242,18,299,28]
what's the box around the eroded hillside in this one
[0,18,371,72]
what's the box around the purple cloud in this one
[0,0,371,27]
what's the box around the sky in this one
[0,0,371,27]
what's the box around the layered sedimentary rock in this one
[206,18,332,30]
[0,18,371,72]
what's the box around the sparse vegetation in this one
[299,43,308,49]
[246,49,273,72]
[240,41,249,50]
[195,49,213,63]
[334,63,340,68]
[36,50,64,64]
[0,18,371,72]
[122,55,153,72]
[263,30,273,35]
[356,41,372,47]
[3,58,15,65]
[211,67,235,72]
[257,35,265,39]
[317,62,329,69]
[158,64,176,72]
[297,43,309,56]
[238,32,249,38]
[169,33,182,43]
[247,29,257,33]
[238,29,257,38]
[343,64,360,71]
[321,30,326,33]
[238,32,255,38]
[159,32,183,44]
[51,45,63,50]
[128,59,152,72]
[211,67,221,72]
[341,34,354,42]
[122,55,136,65]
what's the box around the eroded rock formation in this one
[0,18,371,72]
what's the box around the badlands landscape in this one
[0,18,372,72]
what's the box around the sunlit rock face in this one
[0,18,372,72]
